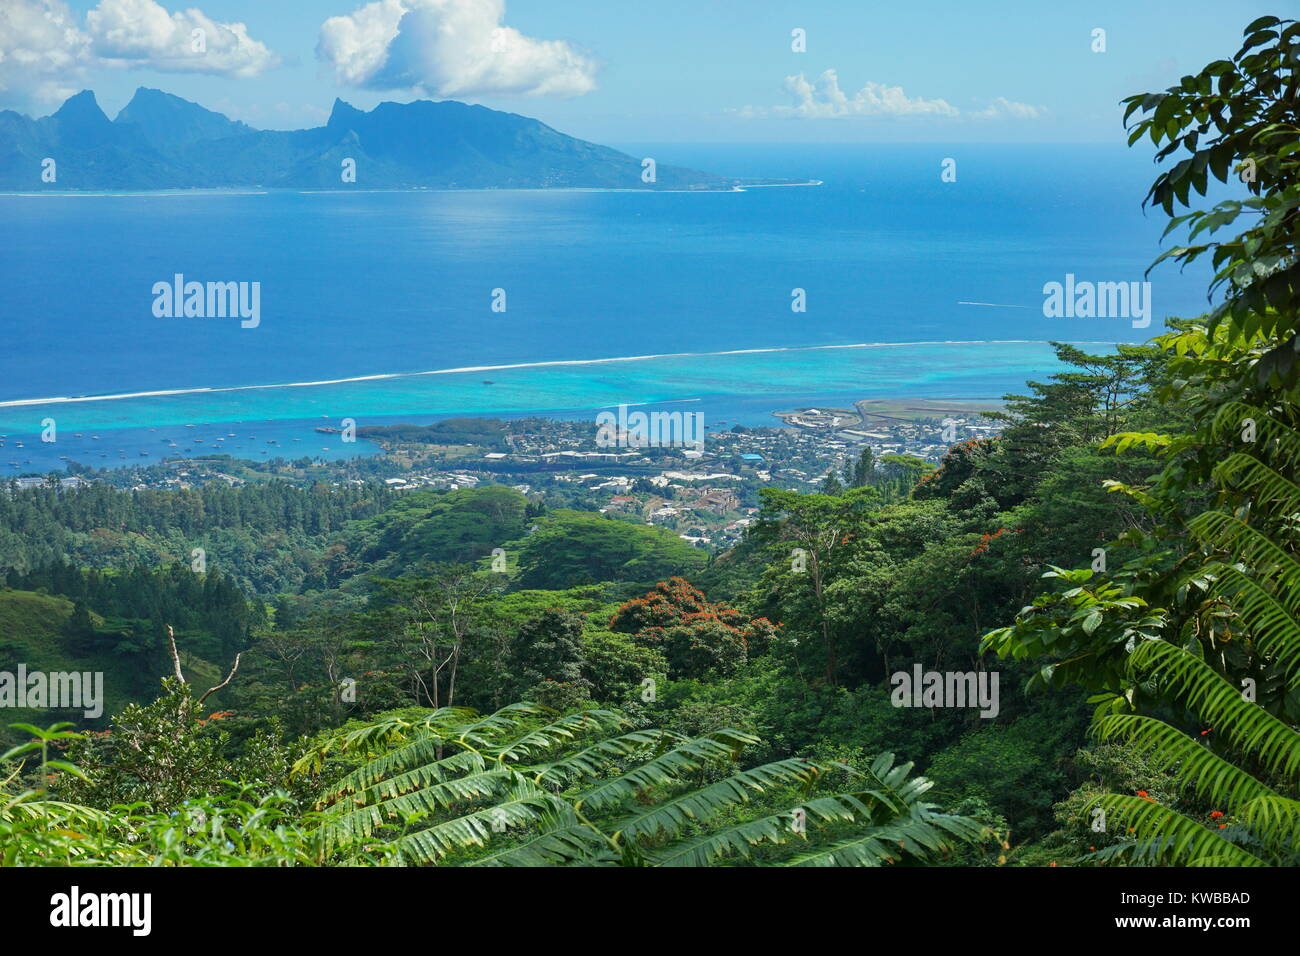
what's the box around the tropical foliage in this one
[2,14,1298,869]
[983,16,1300,866]
[295,704,985,866]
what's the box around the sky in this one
[0,0,1278,143]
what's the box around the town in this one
[6,398,1003,552]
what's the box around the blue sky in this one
[1,0,1277,143]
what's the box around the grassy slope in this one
[0,589,222,745]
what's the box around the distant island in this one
[0,88,763,191]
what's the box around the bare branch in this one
[197,653,242,707]
[166,625,186,684]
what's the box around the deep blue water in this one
[0,143,1220,470]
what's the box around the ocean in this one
[0,143,1216,472]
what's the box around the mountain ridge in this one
[0,88,730,191]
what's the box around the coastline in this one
[0,338,1073,475]
[0,392,1010,477]
[0,179,820,198]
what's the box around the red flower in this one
[1210,810,1224,819]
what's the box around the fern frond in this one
[781,805,982,867]
[323,739,485,803]
[609,757,821,843]
[318,766,521,849]
[1187,511,1300,591]
[1129,640,1300,778]
[1200,562,1300,679]
[491,709,629,763]
[573,731,760,813]
[463,803,610,867]
[648,793,870,867]
[1213,453,1300,515]
[1211,402,1300,467]
[1085,794,1267,866]
[531,729,680,789]
[384,788,561,864]
[1093,713,1282,809]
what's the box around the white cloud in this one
[0,0,91,106]
[970,96,1046,120]
[740,70,1043,122]
[0,0,278,110]
[85,0,279,77]
[318,0,598,98]
[773,70,957,118]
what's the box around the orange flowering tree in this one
[609,577,777,678]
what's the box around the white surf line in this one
[0,340,1108,411]
[0,191,269,198]
[599,397,703,408]
[957,301,1035,309]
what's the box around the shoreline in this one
[0,180,820,198]
[1,392,1010,476]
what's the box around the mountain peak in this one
[327,98,365,130]
[115,89,249,152]
[120,87,177,111]
[52,90,110,128]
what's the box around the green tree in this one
[984,18,1300,866]
[513,510,706,589]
